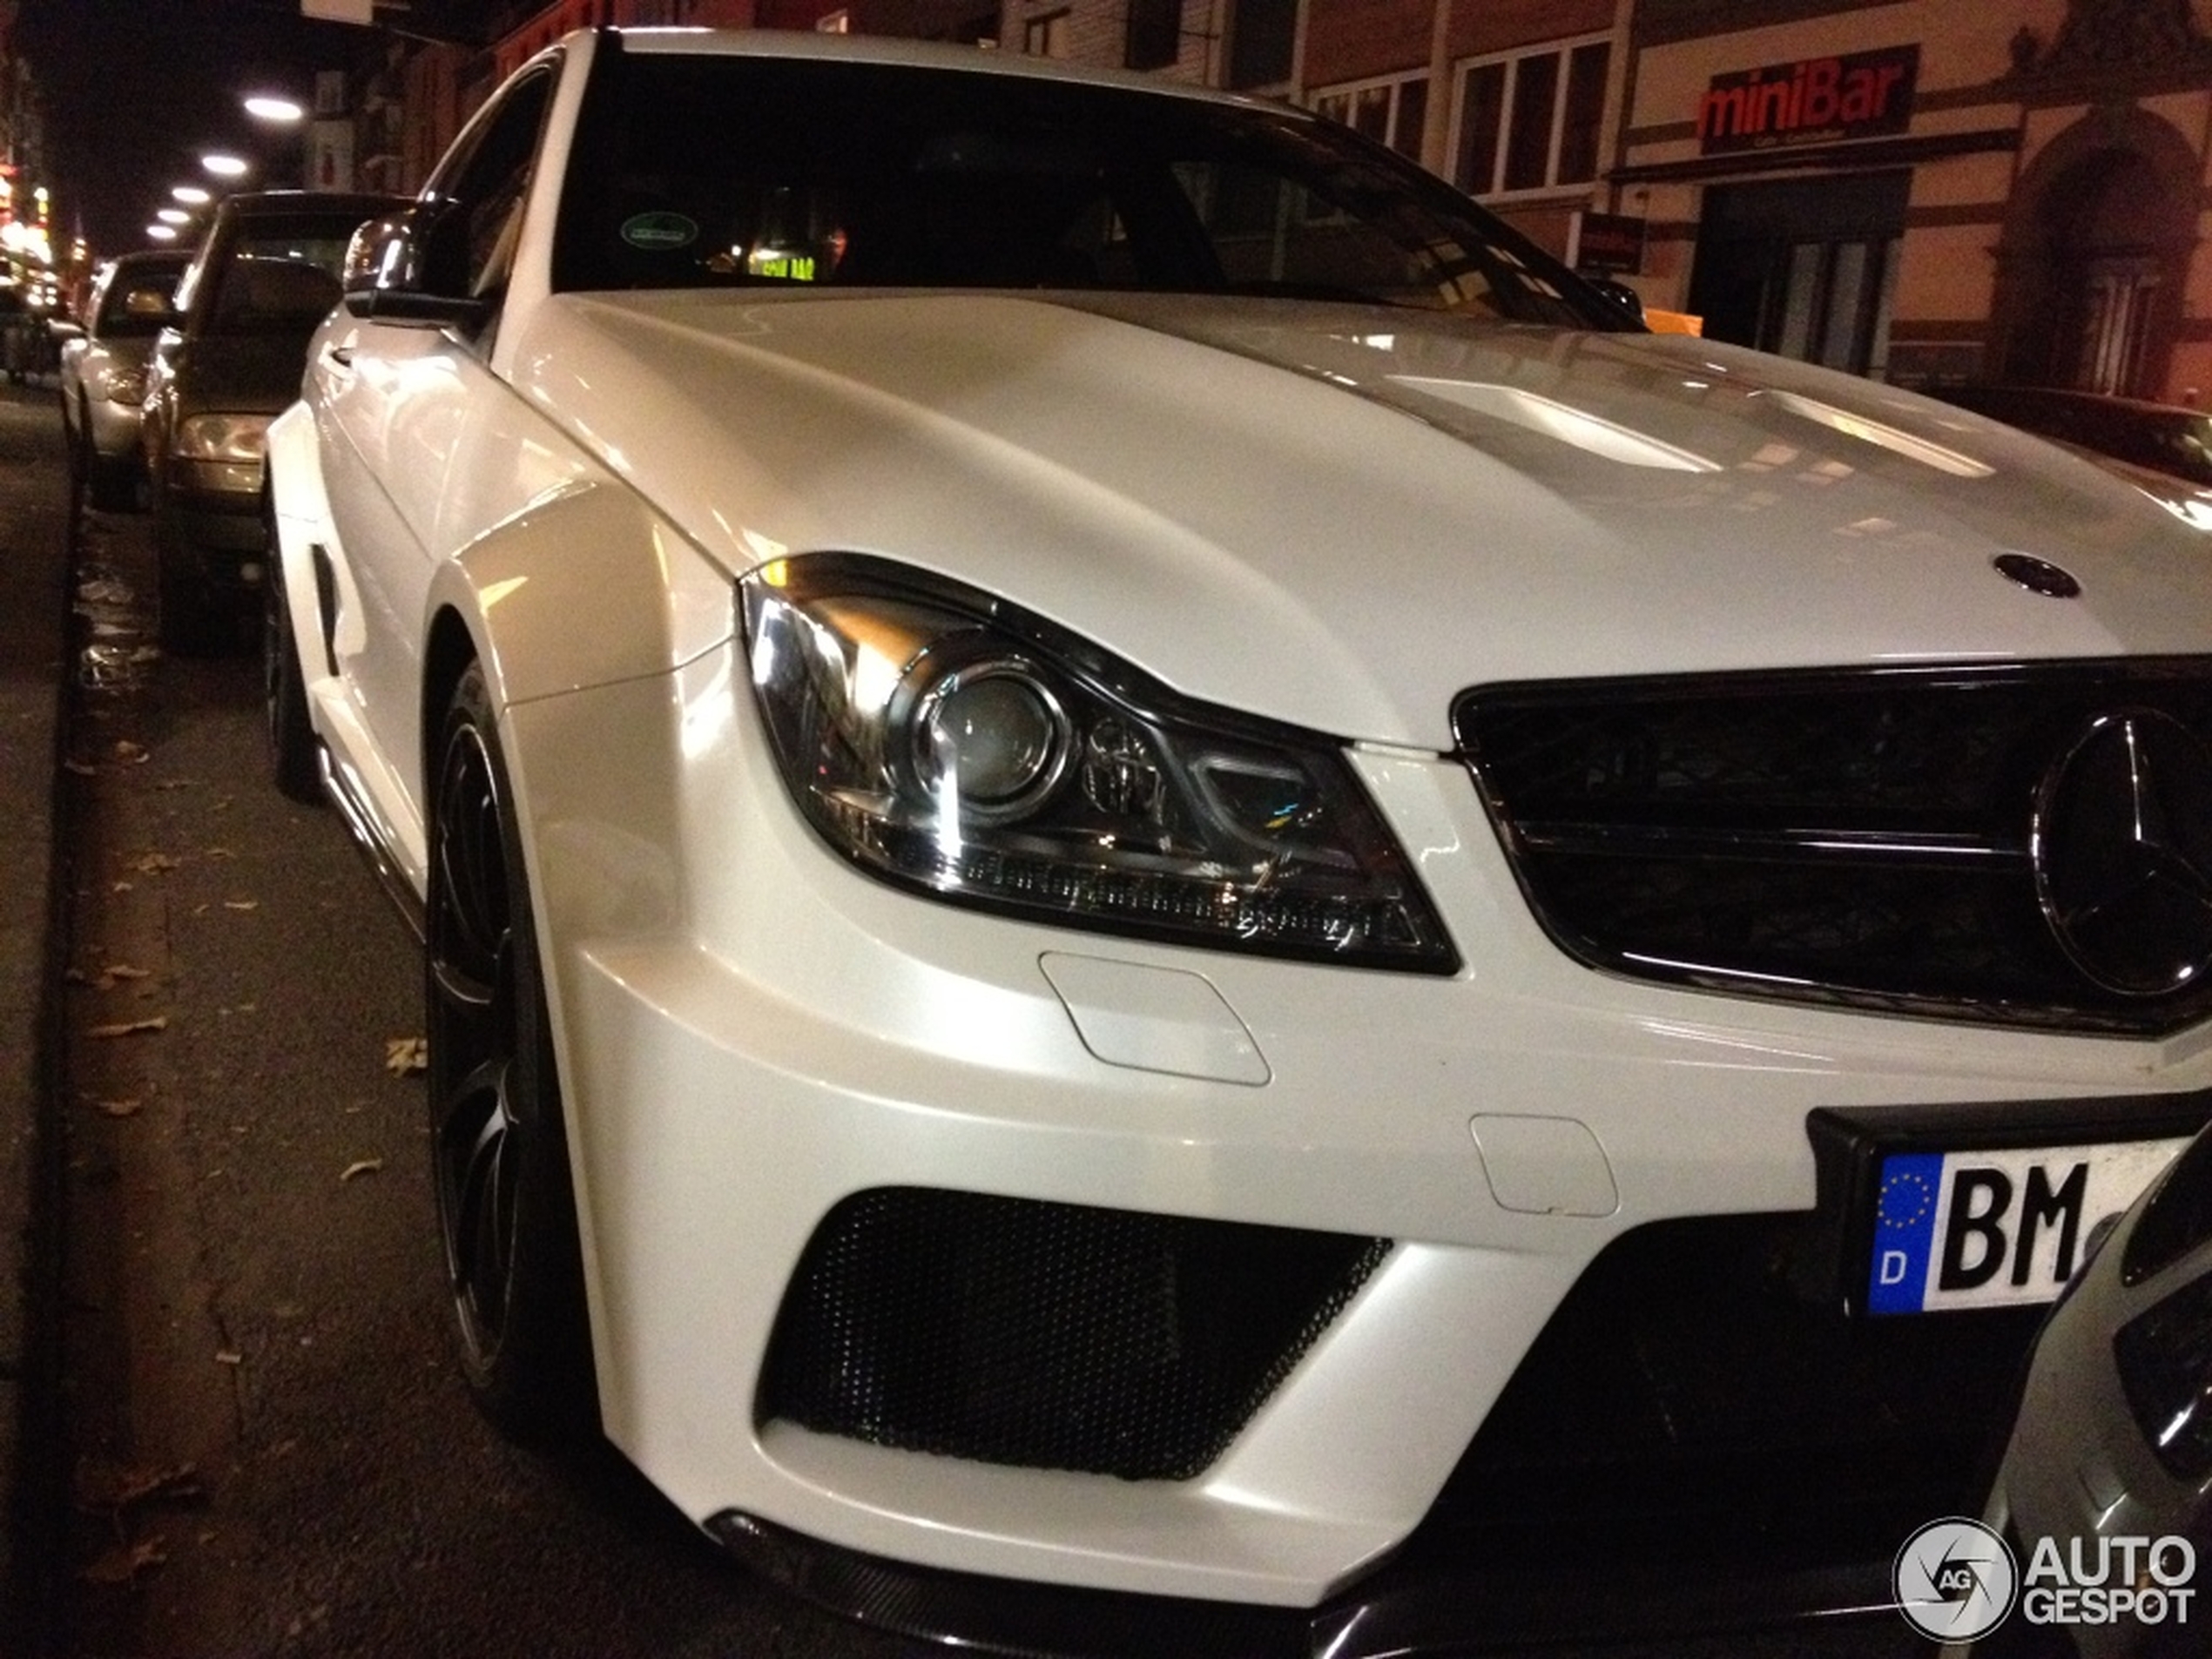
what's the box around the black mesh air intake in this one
[759,1189,1391,1480]
[1409,1212,2040,1572]
[1456,658,2212,1034]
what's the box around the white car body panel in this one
[501,288,2205,750]
[260,24,2212,1621]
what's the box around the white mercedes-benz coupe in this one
[263,25,2212,1654]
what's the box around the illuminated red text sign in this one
[1696,44,1919,154]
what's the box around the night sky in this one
[15,0,489,263]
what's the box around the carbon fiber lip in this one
[703,1508,1905,1657]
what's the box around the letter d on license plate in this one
[1867,1138,2188,1314]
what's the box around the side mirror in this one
[48,319,83,342]
[1583,277,1648,328]
[341,199,490,331]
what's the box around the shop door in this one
[1689,171,1911,376]
[2074,258,2158,395]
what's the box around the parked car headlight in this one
[92,363,147,404]
[173,412,273,463]
[741,555,1458,971]
[2115,1271,2212,1480]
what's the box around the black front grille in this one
[759,1189,1390,1480]
[1455,659,2212,1034]
[1409,1212,2039,1572]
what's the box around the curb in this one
[2,383,78,1659]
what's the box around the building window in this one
[1024,10,1069,57]
[1312,74,1430,162]
[1453,37,1608,198]
[1126,0,1181,71]
[1225,0,1296,90]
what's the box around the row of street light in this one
[142,91,307,246]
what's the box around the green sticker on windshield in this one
[620,212,699,252]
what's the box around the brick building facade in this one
[961,0,2212,402]
[260,0,2212,403]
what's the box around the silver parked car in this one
[57,249,189,512]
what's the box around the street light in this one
[244,94,306,125]
[200,152,250,179]
[172,185,212,206]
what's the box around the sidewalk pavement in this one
[1,381,75,1655]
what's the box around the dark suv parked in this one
[143,189,403,652]
[1932,382,2212,492]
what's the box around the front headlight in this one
[2115,1271,2212,1479]
[173,412,272,463]
[741,555,1458,971]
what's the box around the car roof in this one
[212,188,408,223]
[1953,383,2208,421]
[603,24,1288,113]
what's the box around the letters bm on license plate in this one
[1866,1138,2188,1314]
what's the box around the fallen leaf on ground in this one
[111,740,148,765]
[385,1037,428,1076]
[129,853,179,875]
[340,1157,384,1183]
[63,759,96,777]
[214,1351,242,1366]
[92,1098,143,1118]
[86,1016,167,1039]
[222,899,259,912]
[79,1538,166,1585]
[204,846,236,859]
[76,1460,206,1513]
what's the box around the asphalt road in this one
[9,381,1934,1659]
[41,430,921,1658]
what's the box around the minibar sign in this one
[1696,44,1919,155]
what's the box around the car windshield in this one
[555,51,1625,327]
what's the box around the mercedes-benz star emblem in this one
[1994,553,2081,597]
[2033,709,2212,996]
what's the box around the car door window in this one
[427,64,556,304]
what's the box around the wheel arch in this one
[413,479,736,1426]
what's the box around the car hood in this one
[513,290,2212,749]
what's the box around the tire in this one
[426,663,598,1442]
[85,451,138,514]
[263,529,322,805]
[64,413,87,536]
[155,532,228,656]
[73,395,135,512]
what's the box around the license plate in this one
[1866,1137,2188,1314]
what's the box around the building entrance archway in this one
[1990,109,2194,396]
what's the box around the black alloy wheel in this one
[427,663,597,1442]
[261,512,322,804]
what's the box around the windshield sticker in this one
[621,212,699,252]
